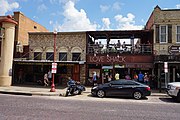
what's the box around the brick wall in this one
[14,12,48,46]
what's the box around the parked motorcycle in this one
[65,81,86,97]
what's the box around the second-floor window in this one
[34,52,42,60]
[72,53,81,61]
[59,52,67,61]
[177,26,180,43]
[46,52,54,61]
[160,25,167,43]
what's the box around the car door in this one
[106,80,123,96]
[116,80,138,97]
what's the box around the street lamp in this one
[50,30,57,92]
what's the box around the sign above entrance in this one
[168,45,180,54]
[87,55,153,64]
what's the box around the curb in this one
[0,90,168,97]
[0,91,32,96]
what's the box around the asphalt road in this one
[0,94,180,120]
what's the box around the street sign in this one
[168,45,180,54]
[164,62,168,73]
[52,63,57,73]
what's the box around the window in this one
[59,52,67,61]
[46,52,54,61]
[177,26,180,43]
[34,52,42,60]
[160,25,167,43]
[72,53,81,61]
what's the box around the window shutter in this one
[156,25,159,43]
[168,25,172,43]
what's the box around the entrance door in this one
[72,64,80,81]
[102,66,113,83]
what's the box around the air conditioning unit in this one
[16,44,23,53]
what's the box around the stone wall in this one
[29,32,86,61]
[29,32,87,83]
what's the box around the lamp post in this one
[50,30,57,92]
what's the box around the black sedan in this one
[91,80,151,99]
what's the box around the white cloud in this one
[102,18,111,29]
[114,13,143,30]
[100,5,110,12]
[55,1,97,32]
[37,4,47,12]
[112,2,121,11]
[0,0,19,15]
[49,20,53,25]
[176,4,180,9]
[33,16,39,19]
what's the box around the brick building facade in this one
[146,6,180,88]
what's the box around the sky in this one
[0,0,180,32]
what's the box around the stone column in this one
[0,16,17,86]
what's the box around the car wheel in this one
[97,90,105,98]
[177,92,180,102]
[133,91,142,100]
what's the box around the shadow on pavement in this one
[159,97,179,103]
[87,94,149,100]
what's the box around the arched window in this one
[59,47,68,61]
[34,48,42,60]
[46,48,54,61]
[71,47,82,61]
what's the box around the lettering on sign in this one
[89,56,126,63]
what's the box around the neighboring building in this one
[86,30,153,85]
[145,6,180,88]
[13,11,48,45]
[13,32,86,85]
[13,11,49,58]
[0,12,48,86]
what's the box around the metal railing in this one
[87,43,153,55]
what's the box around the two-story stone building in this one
[13,32,86,85]
[146,6,180,88]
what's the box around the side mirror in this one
[109,84,112,87]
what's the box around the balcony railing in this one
[87,43,153,55]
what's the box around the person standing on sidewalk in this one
[48,70,52,83]
[138,71,144,83]
[92,71,98,86]
[115,72,120,80]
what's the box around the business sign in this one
[87,55,153,64]
[168,45,180,54]
[52,63,57,73]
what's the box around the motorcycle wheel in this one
[65,91,69,97]
[78,91,82,95]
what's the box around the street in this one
[0,93,180,120]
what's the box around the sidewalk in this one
[0,85,167,97]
